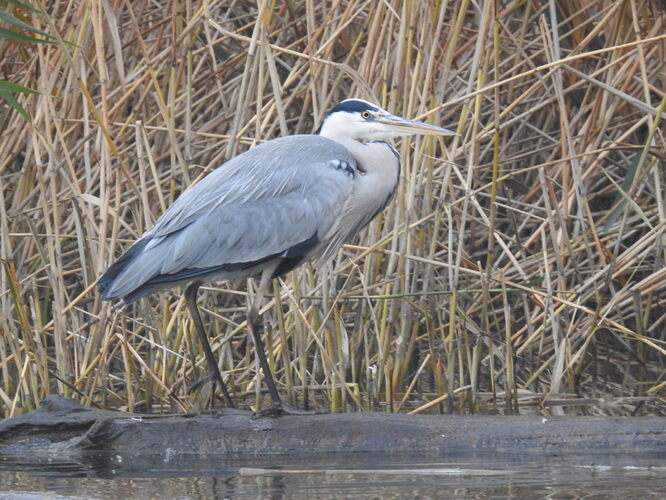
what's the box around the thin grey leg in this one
[248,268,315,417]
[184,282,235,408]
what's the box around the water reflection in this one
[1,453,665,499]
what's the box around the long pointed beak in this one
[376,114,456,136]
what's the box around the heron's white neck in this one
[319,124,396,172]
[323,129,400,214]
[324,135,381,172]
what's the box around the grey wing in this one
[99,136,357,301]
[147,135,348,240]
[155,162,351,271]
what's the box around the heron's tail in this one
[98,237,153,303]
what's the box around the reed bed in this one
[1,0,664,418]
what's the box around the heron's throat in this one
[320,133,371,174]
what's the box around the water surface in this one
[1,452,665,499]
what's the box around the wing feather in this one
[100,135,357,300]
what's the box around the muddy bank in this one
[1,396,664,465]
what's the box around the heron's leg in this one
[248,270,315,417]
[184,283,235,408]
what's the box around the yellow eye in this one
[361,111,371,119]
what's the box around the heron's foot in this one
[251,400,320,419]
[188,371,236,408]
[188,373,213,394]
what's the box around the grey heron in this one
[98,98,454,415]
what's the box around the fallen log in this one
[1,395,664,467]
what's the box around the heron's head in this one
[318,99,455,142]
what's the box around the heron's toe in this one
[251,400,320,419]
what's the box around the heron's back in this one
[98,135,359,303]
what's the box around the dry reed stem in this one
[1,0,664,417]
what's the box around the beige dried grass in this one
[0,0,664,417]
